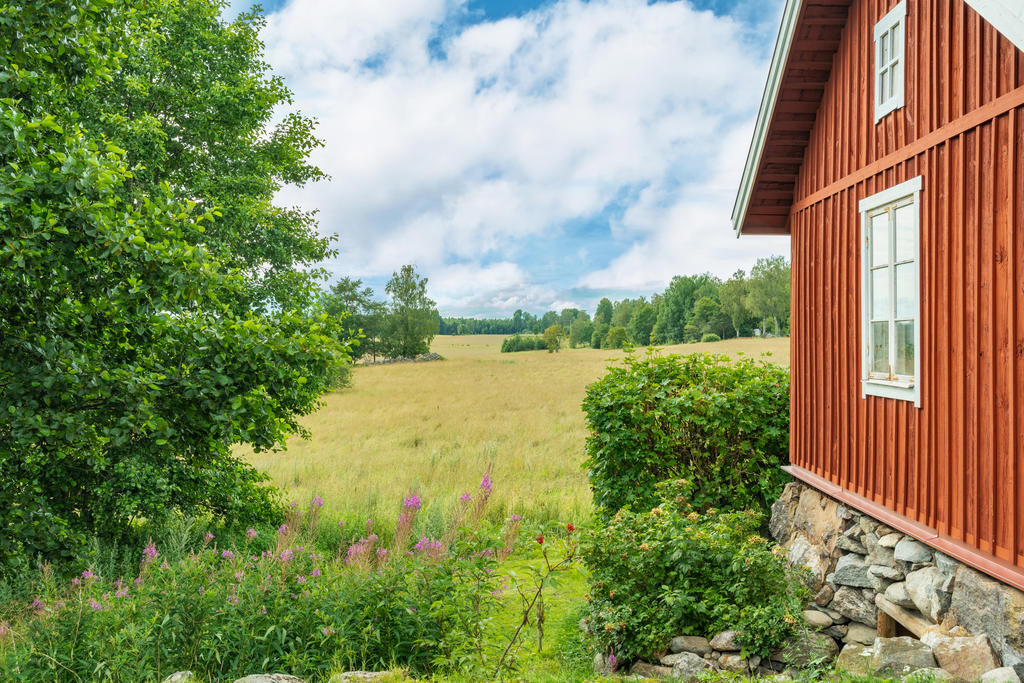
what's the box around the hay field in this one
[242,335,789,525]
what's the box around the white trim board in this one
[731,0,1024,238]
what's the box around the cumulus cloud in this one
[261,0,788,315]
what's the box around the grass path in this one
[241,335,789,526]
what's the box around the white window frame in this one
[859,176,922,407]
[874,1,907,122]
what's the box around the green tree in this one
[569,317,594,348]
[626,301,657,345]
[605,326,628,349]
[383,265,439,358]
[0,0,351,569]
[594,298,614,326]
[719,270,752,338]
[322,278,387,362]
[543,325,566,353]
[746,256,791,336]
[691,297,730,339]
[654,274,720,343]
[591,322,611,349]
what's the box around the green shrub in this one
[700,333,721,343]
[604,326,628,349]
[501,334,544,352]
[0,489,516,680]
[582,351,789,517]
[582,480,808,662]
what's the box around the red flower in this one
[535,534,544,545]
[566,524,575,533]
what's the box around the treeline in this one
[452,256,791,349]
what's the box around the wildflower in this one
[535,534,544,545]
[480,475,492,494]
[337,520,344,527]
[203,532,214,544]
[608,654,618,672]
[89,599,103,611]
[218,549,234,560]
[261,607,268,614]
[279,549,294,563]
[71,577,81,586]
[460,492,472,504]
[246,528,258,540]
[311,496,324,509]
[134,576,143,585]
[234,571,245,581]
[115,588,130,599]
[296,576,307,584]
[0,622,10,638]
[403,494,422,511]
[375,548,388,561]
[278,523,289,536]
[143,540,159,561]
[31,597,44,613]
[510,514,522,521]
[227,595,239,605]
[309,568,321,578]
[567,523,575,533]
[289,500,299,508]
[82,569,97,582]
[322,625,335,636]
[290,593,298,600]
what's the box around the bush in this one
[604,326,628,349]
[0,487,518,680]
[582,351,789,517]
[582,480,808,662]
[700,333,721,343]
[501,334,544,352]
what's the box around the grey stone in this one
[804,609,834,629]
[719,654,748,672]
[835,554,874,588]
[670,635,712,656]
[845,622,878,646]
[630,661,673,679]
[836,643,875,675]
[870,565,905,581]
[934,552,959,577]
[902,668,956,682]
[871,637,939,676]
[826,624,850,640]
[875,525,896,537]
[787,535,834,592]
[772,631,840,668]
[770,483,802,543]
[886,581,918,609]
[162,675,196,683]
[906,567,953,623]
[878,533,903,548]
[837,535,868,554]
[818,605,849,624]
[919,632,1000,682]
[832,586,878,627]
[859,517,881,535]
[749,655,762,670]
[868,543,897,568]
[235,677,306,683]
[895,539,934,564]
[837,505,855,520]
[948,565,1024,668]
[980,668,1023,683]
[871,572,896,593]
[814,585,835,607]
[670,652,711,682]
[710,630,742,652]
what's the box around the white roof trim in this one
[731,0,804,237]
[965,0,1024,51]
[731,0,1024,238]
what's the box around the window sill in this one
[862,378,920,407]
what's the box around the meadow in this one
[242,335,790,527]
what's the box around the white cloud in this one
[262,0,787,314]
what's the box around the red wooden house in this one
[732,0,1024,591]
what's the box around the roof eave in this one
[731,0,805,238]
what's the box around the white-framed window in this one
[874,1,907,122]
[859,176,922,406]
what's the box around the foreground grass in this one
[242,336,789,526]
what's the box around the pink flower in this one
[234,571,245,581]
[134,576,144,585]
[246,528,258,540]
[81,569,96,582]
[278,524,289,536]
[309,568,321,578]
[261,607,267,614]
[296,576,307,584]
[279,549,294,563]
[480,475,492,494]
[460,492,472,504]
[0,622,10,638]
[311,496,324,509]
[142,540,159,561]
[115,589,130,598]
[203,532,214,544]
[88,599,103,611]
[403,494,422,511]
[71,577,81,586]
[227,595,239,605]
[322,625,335,636]
[31,597,45,612]
[221,550,234,560]
[510,514,522,521]
[608,653,618,672]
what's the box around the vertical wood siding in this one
[790,0,1024,572]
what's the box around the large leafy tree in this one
[0,1,350,569]
[746,256,792,336]
[323,278,387,362]
[383,265,439,358]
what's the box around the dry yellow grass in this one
[241,335,789,525]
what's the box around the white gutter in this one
[730,0,805,237]
[964,0,1024,52]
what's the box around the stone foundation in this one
[771,481,1024,669]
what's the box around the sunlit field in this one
[242,335,790,527]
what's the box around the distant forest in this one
[439,255,790,348]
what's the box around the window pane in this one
[895,203,914,261]
[888,65,896,99]
[880,31,889,63]
[880,69,889,103]
[871,211,889,266]
[895,320,914,376]
[872,321,890,375]
[895,263,914,318]
[872,267,889,319]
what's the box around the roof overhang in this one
[731,0,1024,238]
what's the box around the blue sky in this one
[228,0,790,316]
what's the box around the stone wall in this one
[771,481,1024,669]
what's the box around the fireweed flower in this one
[376,548,388,562]
[0,622,10,638]
[278,524,289,536]
[203,532,214,544]
[322,625,335,636]
[279,549,294,563]
[246,528,258,540]
[403,494,422,511]
[31,597,44,612]
[309,568,321,578]
[311,496,324,509]
[143,540,159,562]
[234,571,245,581]
[71,577,81,586]
[479,475,492,495]
[221,550,235,560]
[227,595,239,605]
[460,493,472,504]
[510,514,522,521]
[89,599,103,611]
[608,654,618,672]
[81,569,96,582]
[296,576,307,584]
[115,588,130,598]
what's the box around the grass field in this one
[242,335,789,527]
